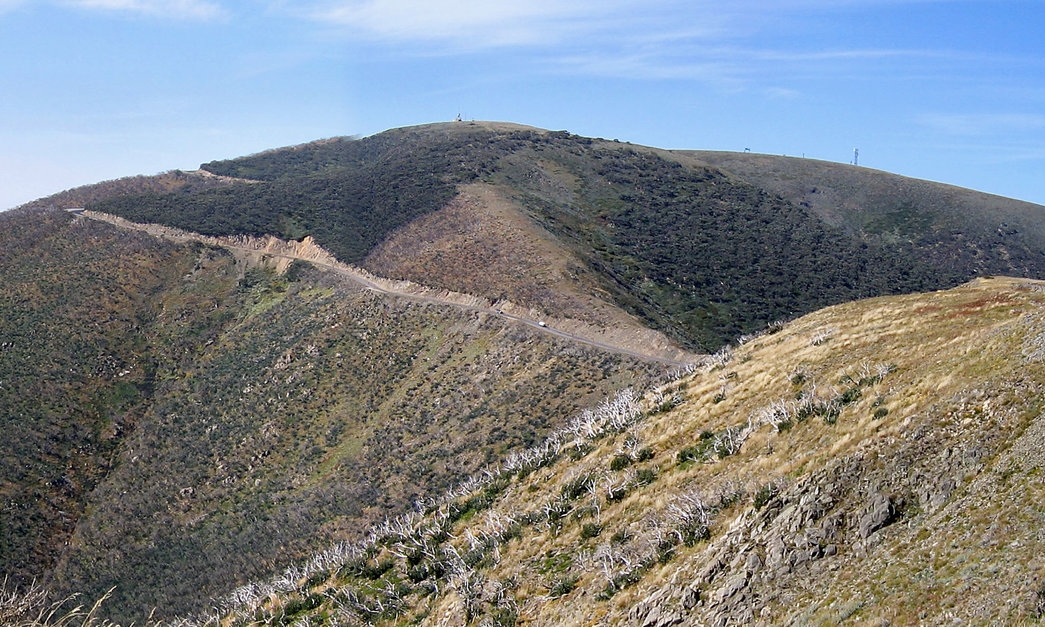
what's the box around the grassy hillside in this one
[153,276,1045,626]
[0,207,666,622]
[71,122,1045,352]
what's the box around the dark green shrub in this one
[656,538,678,564]
[678,438,714,465]
[342,558,395,580]
[836,386,862,405]
[561,473,595,501]
[681,522,711,546]
[634,468,657,486]
[821,402,841,425]
[610,528,631,545]
[580,522,603,539]
[753,483,779,510]
[283,259,312,282]
[567,443,593,461]
[610,454,633,471]
[282,593,322,617]
[549,574,579,598]
[606,484,630,503]
[491,606,518,626]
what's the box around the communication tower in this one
[852,148,859,166]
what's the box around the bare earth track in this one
[78,210,700,367]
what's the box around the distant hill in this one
[42,121,1045,352]
[683,149,1045,274]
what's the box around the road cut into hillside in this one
[80,210,700,367]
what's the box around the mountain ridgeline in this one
[74,122,1045,352]
[7,121,1045,624]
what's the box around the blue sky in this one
[1,0,1043,210]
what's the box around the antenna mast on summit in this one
[852,148,859,166]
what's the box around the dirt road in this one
[80,210,700,367]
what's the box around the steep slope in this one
[0,207,668,622]
[187,276,1045,626]
[0,207,229,590]
[58,121,1045,352]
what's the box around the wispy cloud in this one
[294,0,1000,94]
[0,0,26,13]
[304,0,630,48]
[918,113,1045,136]
[548,41,947,89]
[63,0,226,20]
[552,49,741,84]
[294,0,752,52]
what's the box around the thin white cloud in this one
[552,50,744,87]
[307,0,609,47]
[64,0,226,20]
[548,42,945,87]
[0,0,24,13]
[765,86,801,99]
[918,113,1045,136]
[295,0,998,95]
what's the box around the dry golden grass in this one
[0,585,166,627]
[102,276,1045,626]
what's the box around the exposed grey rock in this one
[629,587,685,627]
[927,476,956,511]
[859,493,895,539]
[713,573,749,604]
[681,586,700,610]
[744,551,763,574]
[765,537,787,568]
[698,556,726,585]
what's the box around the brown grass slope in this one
[179,276,1045,626]
[362,182,677,355]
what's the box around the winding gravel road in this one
[80,210,698,368]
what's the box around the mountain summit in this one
[29,121,1045,353]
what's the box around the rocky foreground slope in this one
[133,275,1045,626]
